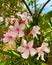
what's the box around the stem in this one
[22,0,32,16]
[34,0,37,13]
[39,0,51,14]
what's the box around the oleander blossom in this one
[9,22,25,37]
[10,17,18,24]
[30,26,40,39]
[16,12,29,21]
[5,17,19,26]
[16,12,32,27]
[17,39,37,59]
[3,32,16,44]
[36,42,50,61]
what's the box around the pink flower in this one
[21,12,32,22]
[30,26,40,39]
[16,12,28,21]
[9,23,25,37]
[36,42,50,61]
[3,32,16,44]
[0,17,3,22]
[17,39,37,59]
[10,17,18,24]
[16,12,32,27]
[5,17,19,26]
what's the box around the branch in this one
[39,0,51,14]
[34,0,37,13]
[22,0,32,16]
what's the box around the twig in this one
[22,0,32,16]
[34,0,37,13]
[39,0,51,15]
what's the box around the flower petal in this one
[41,53,45,61]
[37,53,40,60]
[28,40,33,48]
[16,12,21,16]
[3,38,8,43]
[9,26,14,31]
[15,21,19,27]
[19,31,24,37]
[17,47,25,53]
[5,22,9,27]
[22,39,27,46]
[21,50,29,59]
[30,48,37,56]
[33,26,40,31]
[8,40,14,44]
[33,34,38,39]
[37,31,40,34]
[20,24,25,30]
[44,47,50,53]
[42,43,48,47]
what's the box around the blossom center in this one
[8,36,13,39]
[19,21,25,24]
[16,27,20,32]
[25,45,29,50]
[39,48,44,53]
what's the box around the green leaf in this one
[0,61,6,65]
[0,50,20,57]
[11,50,20,57]
[41,62,47,65]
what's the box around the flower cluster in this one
[2,12,50,61]
[17,39,50,61]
